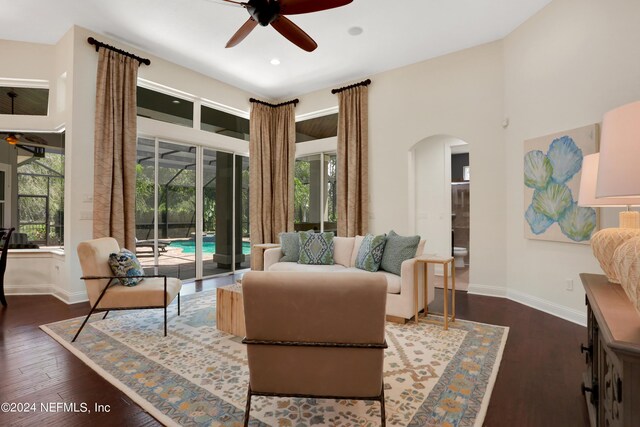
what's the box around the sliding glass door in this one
[202,150,251,276]
[136,137,249,280]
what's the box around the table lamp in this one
[590,100,640,315]
[578,153,640,283]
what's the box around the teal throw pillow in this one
[298,231,334,265]
[355,234,387,272]
[380,230,420,276]
[279,232,300,262]
[108,249,144,286]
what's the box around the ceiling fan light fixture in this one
[5,134,19,145]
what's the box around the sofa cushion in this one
[344,268,401,294]
[268,262,347,273]
[355,234,387,272]
[416,239,426,257]
[279,232,300,262]
[333,237,355,267]
[380,230,420,276]
[299,231,334,265]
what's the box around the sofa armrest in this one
[263,247,283,271]
[399,257,435,307]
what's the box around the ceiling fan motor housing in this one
[246,0,281,26]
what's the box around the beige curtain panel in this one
[337,85,369,237]
[92,49,139,251]
[249,102,296,247]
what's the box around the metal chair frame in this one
[0,227,15,307]
[72,273,180,342]
[242,338,388,426]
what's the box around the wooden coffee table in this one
[216,283,245,336]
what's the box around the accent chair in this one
[74,237,182,342]
[241,271,388,426]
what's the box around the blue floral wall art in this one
[524,125,599,244]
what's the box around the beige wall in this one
[298,41,507,291]
[503,0,640,322]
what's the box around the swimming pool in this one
[169,240,252,255]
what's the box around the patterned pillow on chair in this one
[355,234,387,272]
[298,231,335,265]
[108,249,144,286]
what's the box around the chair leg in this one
[72,305,99,343]
[164,305,167,337]
[177,293,181,316]
[380,385,386,427]
[243,386,252,427]
[0,277,7,307]
[102,311,109,320]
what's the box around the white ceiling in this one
[0,0,551,99]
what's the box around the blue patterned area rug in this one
[41,290,508,427]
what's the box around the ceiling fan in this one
[221,0,353,52]
[1,90,49,147]
[0,132,49,146]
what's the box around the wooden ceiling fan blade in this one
[225,17,258,48]
[280,0,352,15]
[271,16,317,52]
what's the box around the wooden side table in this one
[251,243,281,271]
[414,256,456,330]
[216,283,245,336]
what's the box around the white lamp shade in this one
[597,101,640,198]
[579,153,640,206]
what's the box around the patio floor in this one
[138,244,250,280]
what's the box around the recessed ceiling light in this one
[270,58,281,66]
[172,99,181,104]
[348,26,363,36]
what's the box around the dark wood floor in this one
[1,278,589,426]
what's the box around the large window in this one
[136,137,250,280]
[201,105,250,141]
[294,152,337,233]
[295,113,338,142]
[137,87,194,127]
[16,144,65,246]
[1,87,49,116]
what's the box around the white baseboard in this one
[5,284,54,295]
[506,289,586,326]
[52,286,89,305]
[6,284,88,305]
[467,283,586,326]
[467,283,508,298]
[7,284,88,305]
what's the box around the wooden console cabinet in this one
[580,273,640,427]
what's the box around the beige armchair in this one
[74,237,182,342]
[241,271,388,426]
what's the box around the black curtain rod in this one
[331,79,371,94]
[249,98,299,108]
[87,37,151,66]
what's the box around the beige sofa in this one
[263,236,434,322]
